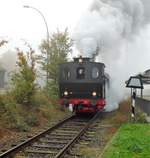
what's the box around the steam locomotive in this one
[58,56,107,114]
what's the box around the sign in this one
[126,76,143,89]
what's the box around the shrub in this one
[135,108,148,123]
[30,92,49,107]
[25,114,39,126]
[2,102,29,131]
[15,116,30,131]
[0,95,7,114]
[39,105,52,120]
[44,80,59,99]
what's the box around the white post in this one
[131,89,136,119]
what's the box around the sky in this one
[0,0,93,49]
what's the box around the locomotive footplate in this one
[91,99,97,106]
[77,104,96,111]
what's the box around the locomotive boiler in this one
[58,56,107,114]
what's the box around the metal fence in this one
[135,97,150,116]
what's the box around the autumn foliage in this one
[11,45,36,106]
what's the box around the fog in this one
[73,0,150,111]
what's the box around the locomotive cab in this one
[59,56,106,113]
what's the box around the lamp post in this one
[23,5,50,84]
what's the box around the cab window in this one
[92,67,99,79]
[77,67,85,79]
[63,68,70,80]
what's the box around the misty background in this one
[1,0,150,111]
[73,0,150,111]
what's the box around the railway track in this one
[0,112,101,158]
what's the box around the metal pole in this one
[131,88,136,120]
[141,89,143,98]
[23,5,50,85]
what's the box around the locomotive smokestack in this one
[74,56,91,62]
[92,46,99,62]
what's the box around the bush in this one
[0,95,7,114]
[44,80,59,99]
[2,102,29,131]
[25,114,39,126]
[15,116,30,131]
[39,107,51,120]
[135,108,148,123]
[30,92,49,107]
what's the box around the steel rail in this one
[55,111,100,158]
[0,115,75,158]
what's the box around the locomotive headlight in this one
[79,58,83,63]
[64,91,68,96]
[92,91,97,97]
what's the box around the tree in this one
[38,29,73,95]
[11,44,36,105]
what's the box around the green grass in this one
[101,124,150,158]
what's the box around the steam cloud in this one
[0,50,17,84]
[73,0,150,111]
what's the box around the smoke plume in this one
[73,0,150,111]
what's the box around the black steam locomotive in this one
[58,56,107,113]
